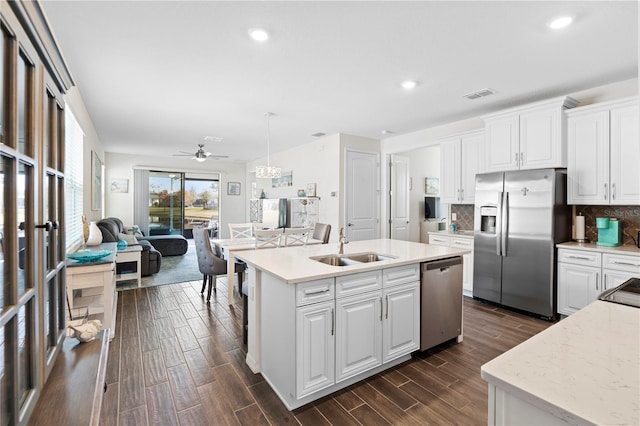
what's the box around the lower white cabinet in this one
[293,265,420,404]
[557,247,640,316]
[429,234,474,296]
[335,291,382,382]
[296,301,335,398]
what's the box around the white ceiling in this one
[40,1,638,163]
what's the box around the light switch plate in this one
[452,213,457,221]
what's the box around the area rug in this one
[117,242,202,290]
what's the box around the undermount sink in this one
[310,252,396,266]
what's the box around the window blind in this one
[64,107,84,250]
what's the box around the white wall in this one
[104,152,246,237]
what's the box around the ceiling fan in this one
[173,144,228,162]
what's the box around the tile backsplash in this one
[575,205,640,246]
[451,204,474,231]
[451,204,640,246]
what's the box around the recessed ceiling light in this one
[249,28,269,42]
[548,16,573,30]
[401,80,417,90]
[381,130,394,135]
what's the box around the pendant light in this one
[255,112,282,178]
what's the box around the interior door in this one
[345,150,379,241]
[389,155,410,240]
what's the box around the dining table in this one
[211,236,323,304]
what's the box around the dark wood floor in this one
[100,278,551,426]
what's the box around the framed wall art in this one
[227,182,241,196]
[425,177,439,196]
[91,151,103,210]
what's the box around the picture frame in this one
[271,171,293,188]
[306,183,317,197]
[227,182,241,196]
[110,178,129,193]
[91,151,103,210]
[425,177,439,196]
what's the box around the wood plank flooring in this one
[100,278,551,425]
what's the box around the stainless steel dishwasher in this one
[420,256,463,351]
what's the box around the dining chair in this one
[229,223,253,240]
[312,223,332,244]
[282,227,313,247]
[254,229,284,249]
[193,227,246,301]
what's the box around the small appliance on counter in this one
[596,217,621,247]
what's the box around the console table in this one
[66,243,117,340]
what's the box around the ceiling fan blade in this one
[210,155,229,159]
[172,153,192,157]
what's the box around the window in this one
[64,107,83,249]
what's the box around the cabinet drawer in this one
[336,270,382,299]
[557,249,601,267]
[451,237,473,251]
[602,253,640,274]
[383,264,419,288]
[429,235,450,246]
[296,278,335,307]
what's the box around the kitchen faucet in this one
[338,227,349,254]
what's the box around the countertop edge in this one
[556,241,640,256]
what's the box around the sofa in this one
[97,218,162,276]
[138,234,188,257]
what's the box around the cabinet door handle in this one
[596,273,599,291]
[515,153,519,166]
[604,183,607,200]
[385,295,389,319]
[612,260,640,267]
[567,255,591,261]
[604,275,607,290]
[520,152,524,166]
[380,297,383,321]
[304,288,330,296]
[612,183,616,201]
[331,308,334,336]
[460,188,464,201]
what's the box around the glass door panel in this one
[184,178,219,238]
[149,172,184,235]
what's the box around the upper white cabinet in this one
[484,96,578,172]
[567,97,639,205]
[440,130,484,204]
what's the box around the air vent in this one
[312,132,326,138]
[203,135,224,143]
[462,88,496,100]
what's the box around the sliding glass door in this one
[148,172,219,238]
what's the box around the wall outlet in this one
[451,213,457,221]
[331,191,336,197]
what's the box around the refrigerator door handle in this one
[496,192,503,256]
[501,192,509,257]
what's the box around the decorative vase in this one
[117,239,128,250]
[86,221,103,246]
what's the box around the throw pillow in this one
[119,233,139,245]
[127,225,144,238]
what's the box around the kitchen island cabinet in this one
[481,300,639,425]
[235,239,468,410]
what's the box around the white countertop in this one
[557,241,640,256]
[234,239,469,284]
[428,230,474,239]
[481,300,640,425]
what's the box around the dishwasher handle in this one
[422,256,463,272]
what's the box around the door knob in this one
[35,221,53,232]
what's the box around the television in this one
[424,197,438,220]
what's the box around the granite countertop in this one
[557,241,640,256]
[481,300,640,425]
[428,230,474,239]
[234,239,469,284]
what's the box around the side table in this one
[116,245,142,287]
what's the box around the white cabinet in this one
[484,96,577,172]
[428,234,474,296]
[557,247,640,316]
[382,281,420,363]
[440,130,484,204]
[567,97,640,205]
[296,300,335,398]
[335,291,382,382]
[289,197,320,228]
[292,264,420,405]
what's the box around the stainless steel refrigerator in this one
[473,169,571,319]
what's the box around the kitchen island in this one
[235,238,469,410]
[481,300,639,425]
